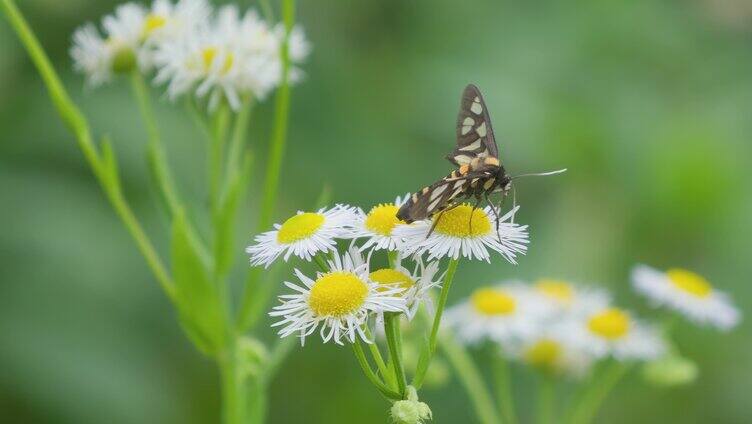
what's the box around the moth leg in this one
[427,202,460,239]
[467,194,483,235]
[484,192,505,244]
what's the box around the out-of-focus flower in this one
[444,282,548,345]
[395,205,528,264]
[269,250,407,345]
[632,265,740,330]
[503,324,593,378]
[563,306,665,361]
[246,205,357,268]
[139,0,212,69]
[70,3,146,85]
[532,278,610,316]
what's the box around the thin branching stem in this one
[412,258,459,388]
[353,339,402,401]
[1,0,175,300]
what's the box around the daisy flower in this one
[138,0,212,68]
[351,194,411,251]
[444,282,550,345]
[563,306,665,361]
[71,24,115,86]
[395,204,529,264]
[153,5,247,109]
[504,326,593,378]
[246,205,357,268]
[532,278,610,317]
[269,250,407,345]
[632,265,740,330]
[152,5,310,109]
[70,3,146,85]
[368,255,443,319]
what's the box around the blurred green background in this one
[2,0,751,422]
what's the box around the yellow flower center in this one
[667,268,712,298]
[201,47,234,74]
[471,288,516,315]
[369,268,415,294]
[433,204,490,238]
[524,339,561,369]
[588,308,630,340]
[535,279,574,303]
[308,272,368,317]
[143,14,167,36]
[276,213,325,244]
[365,204,403,236]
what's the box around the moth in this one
[396,84,563,234]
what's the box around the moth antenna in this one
[511,183,517,224]
[510,168,567,179]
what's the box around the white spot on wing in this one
[453,180,465,189]
[454,154,472,165]
[476,122,487,137]
[427,197,442,212]
[471,100,483,115]
[461,117,474,135]
[459,138,482,151]
[430,184,447,201]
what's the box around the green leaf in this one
[172,211,225,356]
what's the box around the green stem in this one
[494,356,518,424]
[236,0,297,332]
[353,339,402,400]
[220,351,246,424]
[364,326,393,388]
[412,258,459,389]
[568,361,630,424]
[130,71,182,218]
[440,333,501,424]
[384,313,407,397]
[224,99,253,189]
[210,105,230,218]
[537,374,555,424]
[313,254,329,272]
[1,0,175,301]
[256,0,295,232]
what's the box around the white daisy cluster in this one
[446,278,666,377]
[70,0,310,109]
[632,264,740,331]
[246,195,529,345]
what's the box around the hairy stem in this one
[353,339,402,400]
[1,0,175,300]
[384,313,407,397]
[440,334,501,424]
[412,258,459,389]
[567,361,629,424]
[130,71,182,218]
[495,355,518,424]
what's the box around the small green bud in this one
[237,336,269,378]
[390,386,432,424]
[642,354,698,387]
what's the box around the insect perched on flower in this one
[396,84,565,238]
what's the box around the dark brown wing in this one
[446,84,499,167]
[397,171,488,223]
